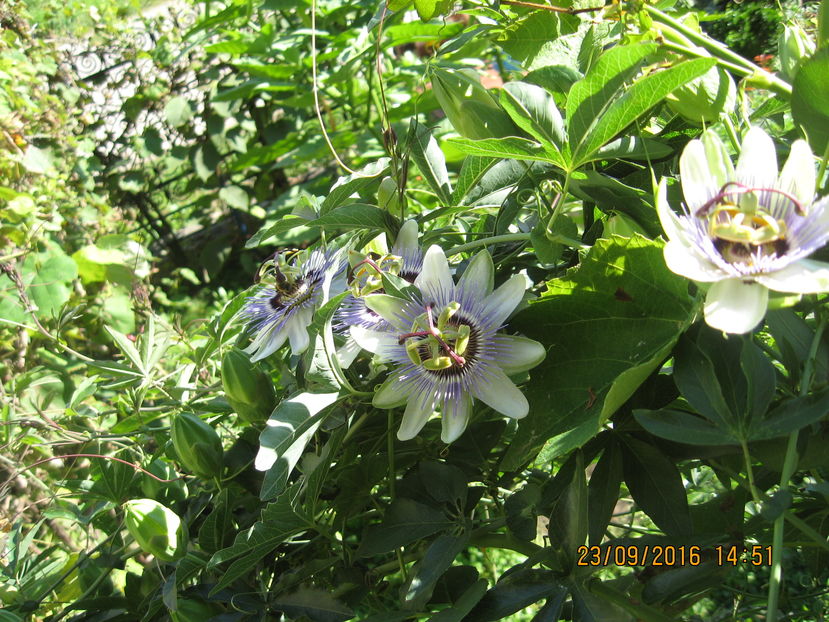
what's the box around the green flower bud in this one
[377,176,400,212]
[221,348,276,424]
[666,65,736,124]
[779,24,815,82]
[170,413,223,479]
[431,68,517,140]
[123,499,187,562]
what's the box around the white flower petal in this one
[663,240,724,283]
[350,325,398,354]
[472,367,529,419]
[656,179,693,245]
[245,325,287,362]
[497,335,546,375]
[680,138,719,211]
[736,126,778,189]
[397,395,435,441]
[373,374,410,408]
[701,129,734,189]
[441,396,472,444]
[337,336,362,368]
[415,245,453,296]
[778,139,815,207]
[704,278,769,334]
[458,250,494,295]
[485,274,527,326]
[393,219,419,255]
[287,319,310,354]
[364,293,408,326]
[755,259,829,294]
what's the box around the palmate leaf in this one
[502,235,696,469]
[208,491,316,595]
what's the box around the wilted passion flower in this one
[241,249,339,359]
[657,127,829,334]
[353,245,545,443]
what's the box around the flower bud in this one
[170,413,223,478]
[779,24,815,81]
[221,348,276,424]
[666,66,736,124]
[377,176,400,212]
[123,499,187,562]
[431,68,516,140]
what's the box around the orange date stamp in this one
[576,545,773,567]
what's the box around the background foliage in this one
[3,0,829,620]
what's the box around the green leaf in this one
[500,82,567,154]
[313,203,399,232]
[672,334,734,431]
[257,392,340,501]
[572,57,716,166]
[403,534,468,609]
[410,124,452,204]
[219,185,249,210]
[198,489,234,554]
[451,156,496,205]
[500,11,579,69]
[209,492,315,595]
[357,499,454,557]
[321,159,390,214]
[567,43,656,152]
[502,235,695,469]
[469,570,565,622]
[750,387,829,441]
[446,136,563,167]
[26,248,78,319]
[621,437,692,537]
[568,170,661,238]
[104,326,144,373]
[414,0,438,20]
[165,96,193,127]
[634,409,736,446]
[587,441,622,546]
[426,579,488,622]
[21,145,54,174]
[555,450,588,559]
[792,47,829,155]
[590,136,673,162]
[273,587,354,622]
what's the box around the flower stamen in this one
[398,303,467,369]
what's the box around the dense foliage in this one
[4,0,829,621]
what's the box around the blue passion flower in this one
[241,249,339,360]
[658,126,829,334]
[353,245,545,443]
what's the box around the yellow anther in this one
[455,324,470,356]
[437,302,460,331]
[406,339,422,366]
[423,356,452,370]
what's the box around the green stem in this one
[767,311,827,622]
[445,233,531,256]
[817,140,829,192]
[659,40,750,78]
[646,5,793,97]
[547,173,572,231]
[740,440,762,508]
[722,115,742,153]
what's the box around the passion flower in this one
[353,245,545,443]
[657,127,829,334]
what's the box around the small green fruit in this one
[221,348,276,424]
[170,413,223,478]
[123,499,187,562]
